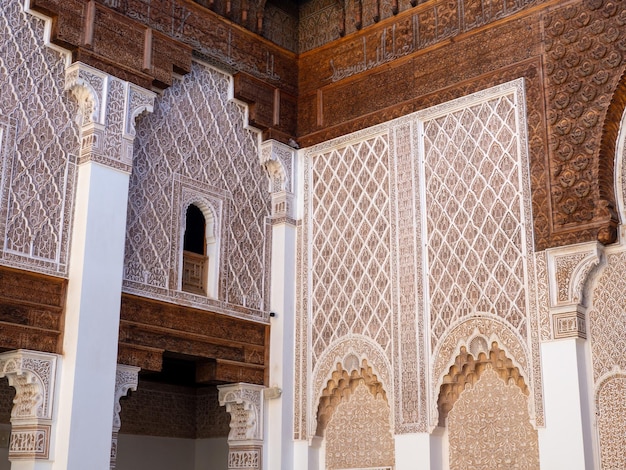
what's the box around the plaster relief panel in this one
[0,0,80,276]
[596,373,626,469]
[124,61,272,321]
[297,79,544,438]
[325,381,395,470]
[448,367,539,470]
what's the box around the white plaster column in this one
[395,431,448,470]
[218,383,266,470]
[537,243,601,470]
[0,350,59,470]
[259,140,298,470]
[52,63,155,470]
[110,365,140,470]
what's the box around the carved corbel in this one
[110,364,139,470]
[0,349,58,461]
[260,139,296,222]
[546,242,604,339]
[218,383,265,470]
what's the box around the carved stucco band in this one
[65,62,156,173]
[260,139,296,223]
[0,349,58,460]
[218,383,265,470]
[546,242,603,339]
[110,364,140,470]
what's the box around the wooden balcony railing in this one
[182,250,208,294]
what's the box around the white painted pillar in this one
[52,63,154,470]
[293,438,322,470]
[538,339,593,469]
[395,432,446,470]
[259,140,298,470]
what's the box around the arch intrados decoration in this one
[315,356,388,436]
[613,91,626,228]
[183,200,217,240]
[310,336,393,438]
[598,68,626,244]
[437,339,530,426]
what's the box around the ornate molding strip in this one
[546,241,604,339]
[218,383,265,470]
[0,349,58,461]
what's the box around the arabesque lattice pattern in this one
[125,62,270,313]
[310,135,392,365]
[0,0,79,275]
[423,95,529,346]
[596,374,626,469]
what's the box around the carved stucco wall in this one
[0,0,80,276]
[448,367,539,470]
[124,61,272,321]
[589,111,626,469]
[325,381,395,470]
[297,79,543,439]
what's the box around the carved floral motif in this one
[448,367,540,470]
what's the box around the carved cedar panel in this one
[448,367,540,470]
[325,382,395,470]
[263,3,298,52]
[543,0,626,228]
[0,0,79,276]
[124,62,271,320]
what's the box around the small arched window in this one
[182,204,212,295]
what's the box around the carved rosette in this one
[110,364,139,470]
[65,62,156,173]
[260,139,296,222]
[0,350,58,460]
[218,383,265,470]
[546,242,604,339]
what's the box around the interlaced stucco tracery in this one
[0,0,79,276]
[124,61,272,321]
[297,78,545,437]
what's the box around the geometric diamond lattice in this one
[125,62,270,311]
[0,0,79,275]
[423,95,529,347]
[311,135,392,365]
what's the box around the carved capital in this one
[111,364,139,470]
[65,62,155,172]
[112,364,140,433]
[260,139,296,195]
[65,62,108,126]
[546,242,602,309]
[546,242,604,340]
[553,309,586,340]
[218,383,264,442]
[0,350,58,460]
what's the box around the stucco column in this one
[259,140,298,470]
[395,431,448,470]
[0,350,59,470]
[218,383,266,470]
[52,62,155,470]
